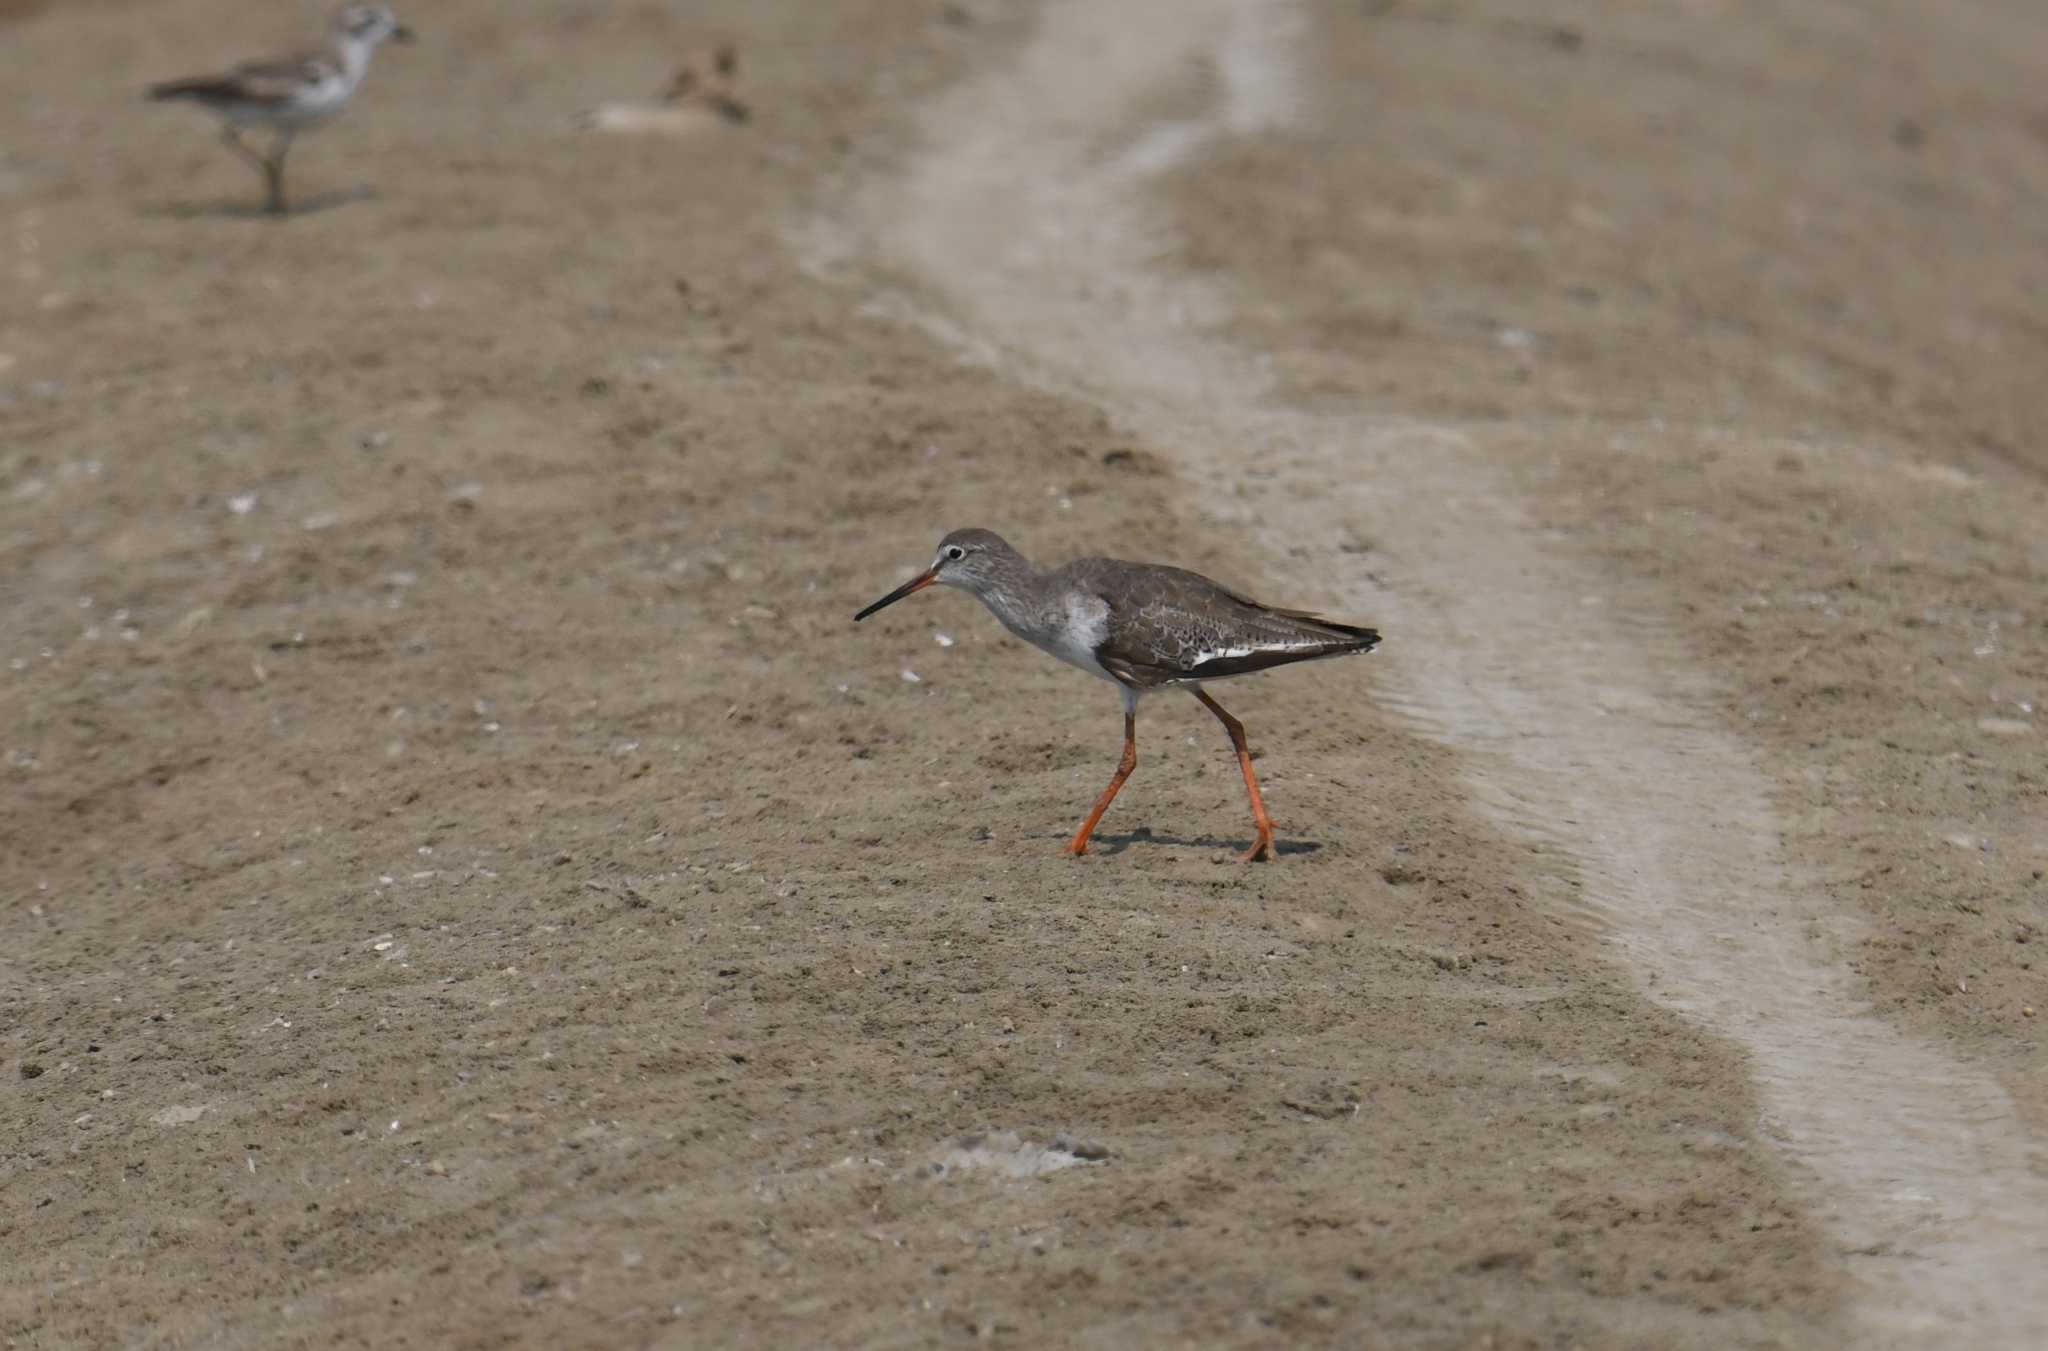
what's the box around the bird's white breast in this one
[291,69,355,119]
[1032,592,1115,683]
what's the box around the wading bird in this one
[856,529,1380,860]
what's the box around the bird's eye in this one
[943,545,966,561]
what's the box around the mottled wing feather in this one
[1062,559,1379,688]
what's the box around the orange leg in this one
[1067,712,1137,857]
[1194,688,1274,862]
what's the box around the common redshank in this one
[855,529,1380,861]
[148,5,414,216]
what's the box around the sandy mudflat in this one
[3,1,2044,1346]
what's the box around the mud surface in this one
[3,1,2043,1348]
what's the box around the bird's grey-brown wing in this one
[149,54,327,107]
[1064,559,1380,688]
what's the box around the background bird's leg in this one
[261,127,296,214]
[1194,688,1274,862]
[220,125,269,175]
[1067,711,1138,856]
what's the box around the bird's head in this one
[335,5,414,47]
[855,528,1020,620]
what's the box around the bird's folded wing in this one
[155,55,328,105]
[228,55,332,100]
[1091,578,1378,686]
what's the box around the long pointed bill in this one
[853,568,937,621]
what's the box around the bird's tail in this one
[1312,619,1381,653]
[1172,615,1380,681]
[1268,610,1381,655]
